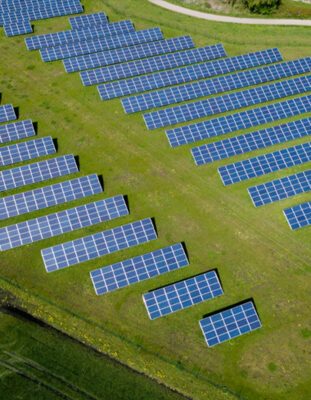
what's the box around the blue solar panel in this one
[4,20,33,36]
[248,169,311,207]
[98,48,282,100]
[42,218,157,272]
[63,36,195,73]
[144,75,311,130]
[0,136,55,167]
[0,120,35,144]
[69,12,108,29]
[0,196,128,251]
[0,154,78,192]
[143,270,223,320]
[25,20,134,50]
[199,301,261,347]
[191,117,311,165]
[167,94,311,149]
[283,201,311,229]
[82,44,226,86]
[123,58,311,114]
[40,28,164,62]
[0,174,102,220]
[218,142,311,186]
[0,104,16,123]
[90,243,189,295]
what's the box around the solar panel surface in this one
[4,20,33,36]
[199,301,261,347]
[218,142,311,185]
[69,12,108,29]
[0,104,16,123]
[0,174,103,220]
[283,201,311,229]
[144,75,311,130]
[167,94,311,149]
[0,196,128,251]
[248,169,311,207]
[0,120,35,144]
[42,218,157,272]
[143,270,223,320]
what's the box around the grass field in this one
[1,0,311,399]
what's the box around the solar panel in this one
[144,75,311,130]
[40,28,164,62]
[90,243,189,295]
[69,12,108,29]
[0,104,16,123]
[82,44,226,86]
[248,169,311,207]
[25,20,135,50]
[98,48,282,100]
[167,94,311,149]
[0,196,128,251]
[63,36,195,73]
[283,201,311,229]
[0,174,102,220]
[4,20,33,36]
[0,120,35,144]
[199,301,261,347]
[143,270,223,320]
[191,117,311,165]
[218,142,311,186]
[123,58,311,114]
[0,154,78,192]
[0,136,55,167]
[42,218,157,272]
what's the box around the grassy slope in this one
[1,0,311,399]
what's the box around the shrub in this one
[243,0,281,14]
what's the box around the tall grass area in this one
[0,0,311,399]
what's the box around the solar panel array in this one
[143,270,223,320]
[199,301,261,347]
[81,44,226,86]
[0,120,35,144]
[248,169,311,207]
[0,136,55,167]
[144,75,311,130]
[0,154,78,192]
[90,243,189,295]
[69,12,108,29]
[98,48,282,101]
[42,218,157,272]
[40,28,164,62]
[167,94,311,149]
[123,58,311,114]
[0,196,128,251]
[25,20,135,50]
[218,142,311,186]
[0,174,103,221]
[0,104,16,123]
[63,36,195,73]
[283,201,311,229]
[192,117,311,165]
[4,20,33,36]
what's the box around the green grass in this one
[1,0,311,399]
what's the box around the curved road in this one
[148,0,311,25]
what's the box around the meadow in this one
[1,0,311,399]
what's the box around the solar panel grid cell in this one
[144,75,311,130]
[40,28,164,62]
[82,43,226,86]
[4,20,33,36]
[167,94,311,149]
[69,12,108,29]
[0,196,128,251]
[90,243,189,295]
[218,142,311,185]
[143,270,223,320]
[63,36,195,73]
[0,120,35,144]
[199,301,261,347]
[283,201,311,229]
[0,174,103,220]
[98,48,282,100]
[0,104,16,123]
[42,218,157,272]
